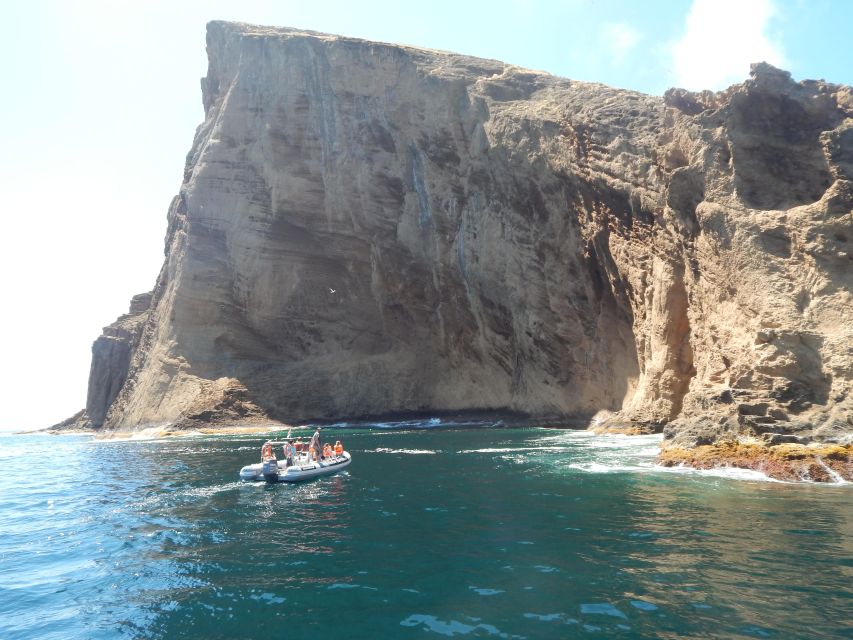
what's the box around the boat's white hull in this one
[239,452,351,483]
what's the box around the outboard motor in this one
[261,442,279,482]
[262,458,280,483]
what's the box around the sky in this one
[1,0,851,431]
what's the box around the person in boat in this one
[310,428,322,461]
[261,441,275,461]
[334,441,343,456]
[283,440,295,467]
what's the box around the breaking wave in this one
[460,431,803,485]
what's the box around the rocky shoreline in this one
[593,418,852,482]
[659,441,852,483]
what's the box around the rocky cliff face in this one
[64,22,852,477]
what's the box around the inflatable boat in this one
[240,441,351,483]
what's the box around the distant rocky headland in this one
[56,21,852,481]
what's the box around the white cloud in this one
[671,0,786,90]
[601,22,641,65]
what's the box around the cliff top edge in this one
[205,19,515,70]
[204,20,850,100]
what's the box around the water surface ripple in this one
[0,428,850,639]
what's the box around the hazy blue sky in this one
[1,0,851,429]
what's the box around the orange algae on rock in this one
[658,442,852,482]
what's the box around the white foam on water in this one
[371,418,443,429]
[569,462,656,474]
[532,431,595,444]
[638,446,663,456]
[371,448,438,455]
[531,431,663,449]
[552,432,663,476]
[181,482,245,499]
[320,422,350,429]
[569,458,789,484]
[653,464,789,483]
[581,437,661,449]
[458,446,571,454]
[581,433,662,446]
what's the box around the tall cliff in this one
[66,22,852,472]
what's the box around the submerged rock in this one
[57,22,852,473]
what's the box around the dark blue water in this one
[1,427,851,639]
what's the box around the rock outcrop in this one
[60,23,852,478]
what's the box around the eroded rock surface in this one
[59,23,852,476]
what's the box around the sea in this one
[0,424,850,639]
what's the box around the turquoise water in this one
[1,426,851,639]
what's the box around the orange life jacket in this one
[334,442,343,455]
